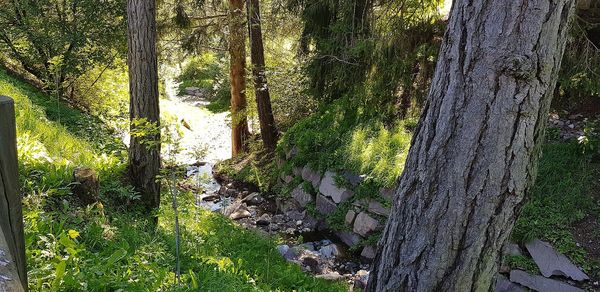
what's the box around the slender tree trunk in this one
[126,0,161,210]
[247,0,278,151]
[229,0,250,157]
[367,1,576,291]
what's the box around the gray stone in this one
[286,210,306,221]
[319,171,354,203]
[319,244,342,258]
[352,198,369,207]
[354,270,369,290]
[509,270,583,292]
[276,198,301,213]
[361,246,376,260]
[353,212,379,237]
[336,231,361,247]
[503,243,522,257]
[345,210,357,226]
[301,165,322,189]
[229,209,251,220]
[525,239,589,281]
[368,200,390,217]
[291,184,313,207]
[495,274,525,292]
[292,166,302,177]
[242,192,264,206]
[380,187,395,201]
[316,272,343,281]
[342,171,364,186]
[281,174,294,184]
[316,195,337,215]
[276,245,290,256]
[256,214,271,226]
[300,242,316,251]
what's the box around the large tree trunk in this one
[229,0,250,157]
[367,1,576,291]
[127,0,161,210]
[247,0,278,151]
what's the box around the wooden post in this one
[0,96,27,290]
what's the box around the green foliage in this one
[175,53,231,112]
[505,255,540,274]
[0,0,126,95]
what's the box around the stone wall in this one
[278,152,396,260]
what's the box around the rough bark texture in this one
[127,0,161,210]
[0,96,27,289]
[247,0,278,150]
[367,1,576,291]
[229,0,250,157]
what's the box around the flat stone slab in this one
[301,165,322,189]
[495,274,525,292]
[525,239,589,281]
[368,200,390,217]
[291,184,313,207]
[316,195,337,215]
[319,171,353,203]
[335,231,361,247]
[353,212,379,237]
[509,270,583,292]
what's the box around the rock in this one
[319,171,354,203]
[352,198,369,208]
[380,187,395,201]
[218,186,228,195]
[353,212,379,237]
[296,220,303,226]
[354,270,370,290]
[270,224,280,231]
[277,198,301,213]
[284,248,301,261]
[286,210,306,221]
[292,184,313,207]
[316,195,337,215]
[525,239,589,281]
[281,174,294,184]
[361,246,376,260]
[301,165,322,189]
[276,245,290,256]
[185,87,200,95]
[342,171,364,186]
[201,193,220,202]
[301,254,322,273]
[292,166,302,177]
[368,200,390,217]
[345,210,357,226]
[256,214,271,226]
[336,231,361,247]
[503,243,522,257]
[495,274,525,292]
[242,192,264,206]
[316,272,343,281]
[72,167,99,205]
[509,270,583,292]
[320,244,342,258]
[229,209,251,220]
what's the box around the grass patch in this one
[513,141,600,277]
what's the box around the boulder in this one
[509,270,583,292]
[495,274,525,292]
[292,185,313,207]
[316,195,337,215]
[319,171,353,203]
[354,270,370,290]
[525,239,589,281]
[342,171,364,186]
[353,212,379,237]
[286,210,306,221]
[229,209,251,220]
[319,244,342,258]
[361,246,376,260]
[72,168,99,205]
[242,192,264,206]
[276,245,290,256]
[368,200,390,217]
[256,214,271,226]
[503,243,522,257]
[301,165,322,189]
[345,210,357,226]
[336,231,361,247]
